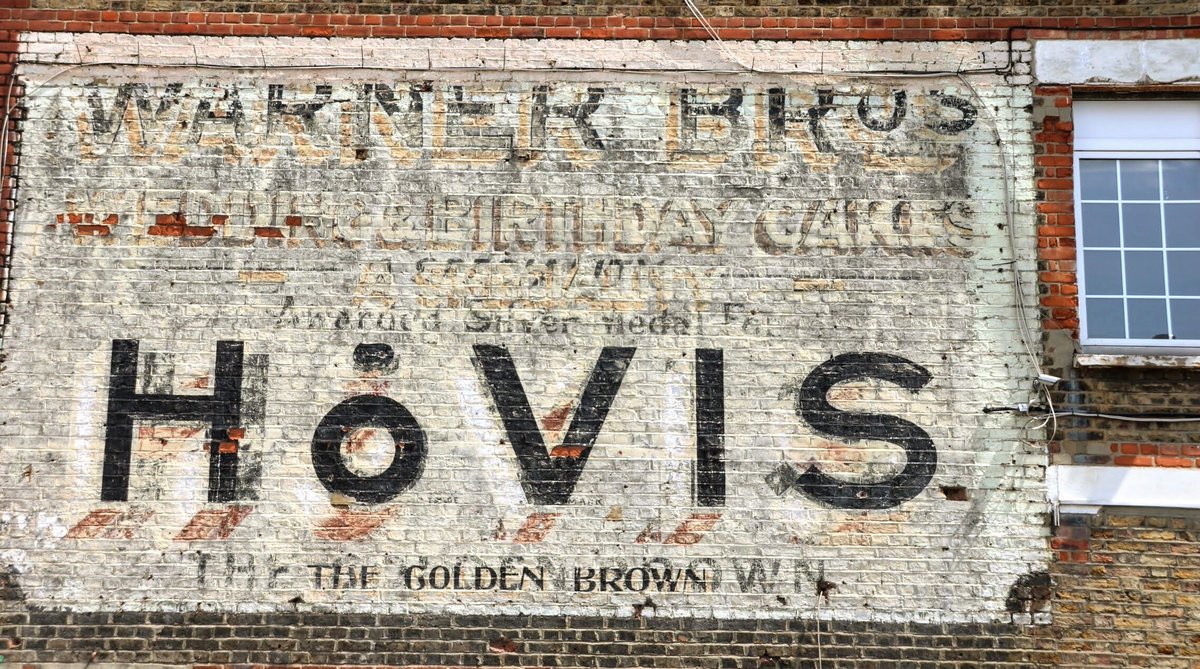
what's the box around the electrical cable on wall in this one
[0,70,21,348]
[681,0,757,71]
[983,405,1200,423]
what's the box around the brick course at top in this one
[17,0,1200,18]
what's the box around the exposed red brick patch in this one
[148,224,184,237]
[548,444,585,458]
[174,505,253,541]
[634,524,662,544]
[138,425,204,441]
[146,212,215,237]
[137,425,205,459]
[314,508,394,541]
[66,508,154,540]
[182,375,211,389]
[663,513,721,545]
[512,512,559,543]
[55,212,117,236]
[193,665,520,669]
[488,637,518,653]
[343,428,377,454]
[65,509,123,539]
[541,403,573,436]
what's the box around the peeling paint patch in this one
[64,509,123,539]
[663,513,722,545]
[512,512,560,543]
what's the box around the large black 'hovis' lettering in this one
[694,349,726,507]
[102,339,246,502]
[311,395,428,504]
[794,353,935,510]
[473,345,635,505]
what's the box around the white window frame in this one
[1074,100,1200,354]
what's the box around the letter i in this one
[694,349,725,506]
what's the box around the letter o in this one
[428,566,450,589]
[624,567,650,592]
[311,394,427,504]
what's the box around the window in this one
[1074,100,1200,351]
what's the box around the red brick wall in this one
[1034,85,1077,335]
[20,0,1200,18]
[1032,81,1200,471]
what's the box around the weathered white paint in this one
[18,32,1013,74]
[1034,39,1200,85]
[0,34,1045,623]
[1075,354,1200,368]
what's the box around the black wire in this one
[984,405,1200,421]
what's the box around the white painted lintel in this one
[1048,465,1200,510]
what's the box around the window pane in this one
[1163,160,1200,201]
[1084,250,1123,294]
[1125,251,1165,295]
[1167,251,1200,296]
[1085,298,1126,339]
[1122,203,1162,247]
[1127,299,1169,339]
[1170,300,1200,339]
[1119,160,1160,200]
[1081,203,1121,247]
[1079,160,1118,200]
[1164,203,1200,247]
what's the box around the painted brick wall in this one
[0,8,1197,669]
[1,34,1044,623]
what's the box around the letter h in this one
[101,339,245,502]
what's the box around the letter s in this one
[794,353,935,509]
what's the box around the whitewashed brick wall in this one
[0,35,1044,623]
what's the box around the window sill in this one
[1076,353,1200,368]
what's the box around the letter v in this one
[472,345,635,505]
